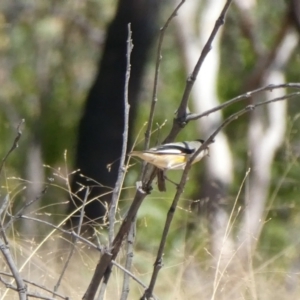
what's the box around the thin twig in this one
[13,214,149,291]
[120,215,136,300]
[255,91,300,107]
[0,271,67,299]
[14,214,101,251]
[115,258,145,289]
[0,119,24,177]
[1,192,112,300]
[141,0,186,190]
[186,83,300,121]
[53,187,89,295]
[0,194,10,248]
[3,187,48,232]
[143,0,186,151]
[113,260,158,300]
[0,276,56,300]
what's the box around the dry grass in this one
[1,205,300,300]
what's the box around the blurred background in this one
[0,0,300,299]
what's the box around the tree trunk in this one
[68,0,161,228]
[176,0,234,267]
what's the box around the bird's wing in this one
[148,142,197,155]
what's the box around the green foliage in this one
[0,0,116,171]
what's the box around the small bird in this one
[129,139,212,170]
[129,139,213,191]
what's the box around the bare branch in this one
[0,272,67,299]
[0,119,24,177]
[120,216,136,300]
[144,0,186,151]
[141,0,187,191]
[3,187,48,232]
[166,0,233,141]
[186,83,300,121]
[108,23,132,246]
[0,194,10,218]
[15,214,101,250]
[13,214,148,292]
[53,187,89,295]
[0,238,27,300]
[0,275,56,300]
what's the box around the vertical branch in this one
[120,216,136,300]
[177,0,231,112]
[169,0,233,139]
[143,0,186,150]
[84,24,132,300]
[141,0,186,190]
[176,0,234,264]
[0,238,27,300]
[0,119,26,299]
[108,24,133,247]
[0,199,27,299]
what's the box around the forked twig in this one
[186,83,300,121]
